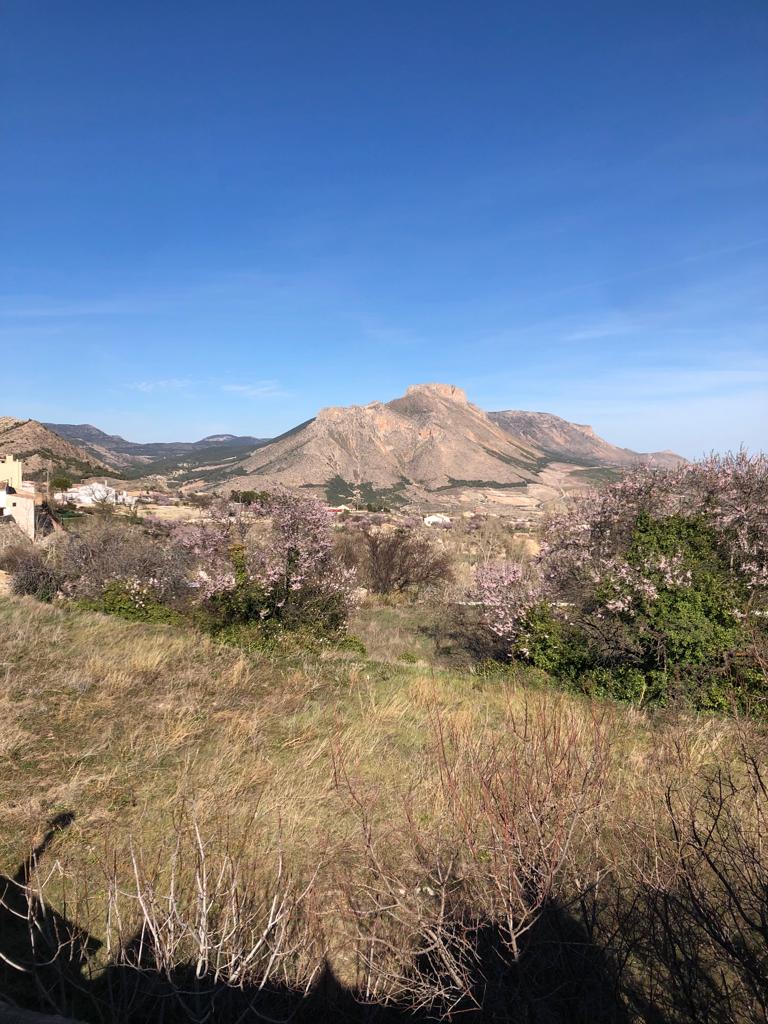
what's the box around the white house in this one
[55,481,138,508]
[424,513,452,527]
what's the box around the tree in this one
[245,489,355,628]
[472,453,768,710]
[174,490,356,632]
[352,525,454,595]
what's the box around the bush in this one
[6,493,356,638]
[229,489,269,505]
[243,491,356,630]
[345,525,454,595]
[179,491,356,635]
[212,619,365,659]
[472,453,768,713]
[101,579,182,624]
[54,518,194,605]
[0,545,62,602]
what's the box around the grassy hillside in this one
[1,596,519,870]
[1,594,766,1021]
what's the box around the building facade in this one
[0,456,37,540]
[0,454,23,491]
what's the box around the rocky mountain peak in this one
[404,383,468,404]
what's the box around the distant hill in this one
[24,388,684,516]
[43,423,270,475]
[488,410,685,468]
[0,418,110,481]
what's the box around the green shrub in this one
[336,633,367,656]
[212,619,356,659]
[511,513,761,711]
[573,667,666,705]
[623,513,747,672]
[101,580,181,625]
[514,603,591,678]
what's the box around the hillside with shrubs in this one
[0,452,766,1022]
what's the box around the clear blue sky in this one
[1,1,766,456]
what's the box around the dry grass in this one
[0,595,766,1019]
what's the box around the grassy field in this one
[1,595,766,1020]
[0,596,533,871]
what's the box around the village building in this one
[0,454,23,491]
[0,455,37,540]
[54,480,138,508]
[424,513,452,527]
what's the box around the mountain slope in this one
[221,384,547,502]
[26,388,685,514]
[488,410,685,468]
[44,423,270,475]
[0,418,110,480]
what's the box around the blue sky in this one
[1,0,766,456]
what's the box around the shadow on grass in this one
[0,816,631,1023]
[11,807,765,1023]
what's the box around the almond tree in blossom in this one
[471,452,768,708]
[246,488,356,627]
[172,489,355,629]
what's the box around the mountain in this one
[27,388,684,516]
[228,384,542,495]
[0,418,110,481]
[488,410,685,468]
[206,384,684,514]
[45,423,266,458]
[43,423,269,475]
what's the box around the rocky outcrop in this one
[489,410,685,468]
[230,383,545,496]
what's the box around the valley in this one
[8,384,685,519]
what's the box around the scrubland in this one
[1,456,765,1020]
[1,594,766,1022]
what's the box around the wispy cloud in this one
[130,378,194,393]
[559,316,646,343]
[0,297,153,318]
[542,237,768,301]
[0,268,339,323]
[127,378,290,399]
[220,381,288,399]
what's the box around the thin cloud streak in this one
[540,237,768,301]
[221,382,289,399]
[130,378,193,393]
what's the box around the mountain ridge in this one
[9,386,685,514]
[43,423,269,473]
[0,418,110,481]
[209,383,684,512]
[488,409,684,468]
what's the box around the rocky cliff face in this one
[488,410,685,468]
[232,383,545,496]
